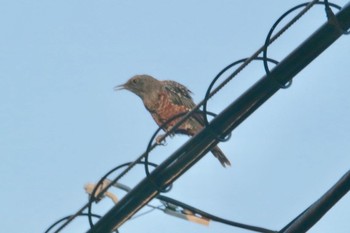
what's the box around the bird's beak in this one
[114,84,126,91]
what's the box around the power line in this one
[45,1,350,233]
[280,170,350,233]
[109,182,276,232]
[85,3,350,233]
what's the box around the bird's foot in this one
[155,134,167,145]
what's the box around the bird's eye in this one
[132,79,137,84]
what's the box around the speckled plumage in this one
[115,74,231,167]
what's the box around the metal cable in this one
[45,1,345,232]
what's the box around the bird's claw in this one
[155,134,167,145]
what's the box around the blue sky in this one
[1,1,349,233]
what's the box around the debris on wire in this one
[85,180,119,204]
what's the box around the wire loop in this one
[262,1,344,81]
[44,213,106,233]
[202,57,281,126]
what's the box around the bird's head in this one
[114,74,160,100]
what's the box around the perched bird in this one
[115,74,231,167]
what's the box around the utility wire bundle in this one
[45,1,350,233]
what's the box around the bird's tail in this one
[211,146,231,168]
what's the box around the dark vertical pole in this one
[87,3,350,233]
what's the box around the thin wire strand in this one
[130,205,165,220]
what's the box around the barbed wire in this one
[45,1,348,232]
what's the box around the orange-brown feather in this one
[151,91,202,135]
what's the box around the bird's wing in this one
[162,80,196,109]
[162,80,206,127]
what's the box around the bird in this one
[115,74,231,167]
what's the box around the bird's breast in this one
[150,93,195,134]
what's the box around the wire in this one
[110,181,167,220]
[262,1,342,79]
[153,1,327,149]
[87,161,161,229]
[107,181,277,233]
[141,1,346,170]
[262,0,319,80]
[157,195,277,233]
[143,109,224,184]
[47,1,347,232]
[44,213,103,233]
[130,205,165,220]
[202,57,279,126]
[105,182,278,233]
